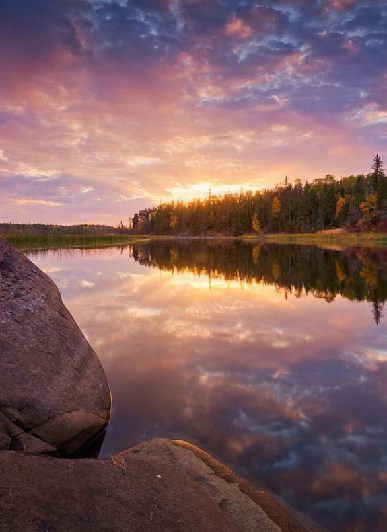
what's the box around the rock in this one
[0,438,317,531]
[134,439,319,531]
[0,238,111,455]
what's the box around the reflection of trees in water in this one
[131,241,386,324]
[372,299,384,324]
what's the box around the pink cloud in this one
[0,0,385,223]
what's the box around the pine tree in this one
[372,154,383,192]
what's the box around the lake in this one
[26,240,387,530]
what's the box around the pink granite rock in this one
[0,439,316,531]
[0,238,111,454]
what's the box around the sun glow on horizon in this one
[165,181,268,203]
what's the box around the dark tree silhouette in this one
[372,300,384,325]
[372,153,384,192]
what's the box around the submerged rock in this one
[0,438,317,531]
[0,238,111,454]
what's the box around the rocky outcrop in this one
[0,238,111,454]
[0,438,317,531]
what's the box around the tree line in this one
[132,155,386,235]
[0,223,131,237]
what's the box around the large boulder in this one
[0,438,315,531]
[0,238,111,455]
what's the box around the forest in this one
[132,155,386,236]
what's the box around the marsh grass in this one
[5,231,387,251]
[6,233,150,251]
[241,232,387,248]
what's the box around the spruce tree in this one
[372,154,383,192]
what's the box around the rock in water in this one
[0,439,316,531]
[0,238,111,454]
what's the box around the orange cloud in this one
[224,17,253,39]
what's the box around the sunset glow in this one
[1,0,386,224]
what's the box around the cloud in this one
[15,199,64,207]
[224,16,253,40]
[0,0,386,223]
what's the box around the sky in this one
[0,0,386,225]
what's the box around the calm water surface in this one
[27,241,387,530]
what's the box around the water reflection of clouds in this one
[29,246,387,530]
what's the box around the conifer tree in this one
[372,154,383,192]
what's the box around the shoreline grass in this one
[247,231,387,248]
[4,231,387,251]
[4,233,152,251]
